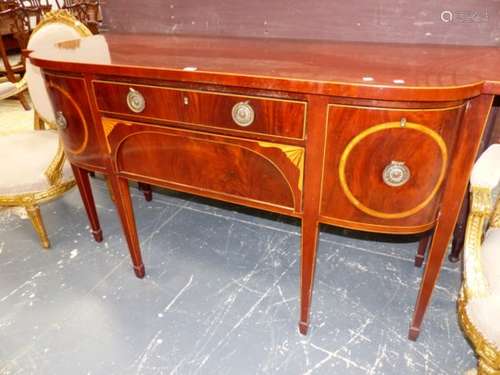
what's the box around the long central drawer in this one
[93,81,306,140]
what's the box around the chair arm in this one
[464,144,500,300]
[470,144,500,211]
[44,137,66,186]
[0,76,28,101]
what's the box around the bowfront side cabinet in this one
[35,34,499,341]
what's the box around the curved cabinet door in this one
[320,103,465,234]
[45,74,108,171]
[103,118,304,215]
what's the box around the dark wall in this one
[101,0,500,46]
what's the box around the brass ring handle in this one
[382,161,410,187]
[127,87,146,113]
[231,101,255,127]
[55,111,67,130]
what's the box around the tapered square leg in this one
[70,165,103,242]
[409,94,494,341]
[138,182,153,202]
[414,233,431,267]
[299,219,320,335]
[108,175,145,278]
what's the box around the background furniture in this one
[459,144,500,374]
[30,33,500,340]
[59,0,100,34]
[0,6,31,109]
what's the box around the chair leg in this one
[478,358,500,375]
[17,91,31,111]
[25,205,50,249]
[34,111,45,130]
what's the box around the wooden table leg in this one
[449,192,469,262]
[300,219,320,335]
[138,182,153,202]
[108,174,145,279]
[409,94,494,341]
[414,232,432,267]
[299,96,328,335]
[71,164,103,242]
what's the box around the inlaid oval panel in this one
[339,122,447,219]
[45,74,108,170]
[321,103,465,233]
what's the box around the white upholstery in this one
[0,130,72,195]
[0,53,22,71]
[481,228,500,295]
[467,295,500,348]
[26,23,85,124]
[0,81,17,98]
[470,144,500,191]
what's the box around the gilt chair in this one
[0,10,92,248]
[458,144,500,374]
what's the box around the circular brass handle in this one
[127,88,146,113]
[232,101,255,127]
[55,111,67,130]
[382,161,410,187]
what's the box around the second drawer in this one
[93,81,306,140]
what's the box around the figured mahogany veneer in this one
[321,104,465,233]
[106,119,304,214]
[93,81,307,141]
[31,33,500,341]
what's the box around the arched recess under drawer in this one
[105,120,304,214]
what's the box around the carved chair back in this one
[0,6,31,83]
[60,1,99,34]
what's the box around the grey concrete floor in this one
[0,178,475,374]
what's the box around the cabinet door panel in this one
[320,104,465,233]
[46,74,108,171]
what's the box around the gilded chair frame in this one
[458,183,500,374]
[0,10,91,248]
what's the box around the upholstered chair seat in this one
[466,227,500,350]
[459,144,500,374]
[0,10,92,249]
[0,130,72,195]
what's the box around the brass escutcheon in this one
[232,101,255,127]
[127,87,146,113]
[55,111,67,130]
[383,161,411,187]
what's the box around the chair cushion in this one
[481,228,500,295]
[26,22,86,124]
[0,130,72,195]
[466,295,500,349]
[470,144,500,191]
[0,81,17,99]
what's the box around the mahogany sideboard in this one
[30,33,500,340]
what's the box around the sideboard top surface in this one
[30,33,500,100]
